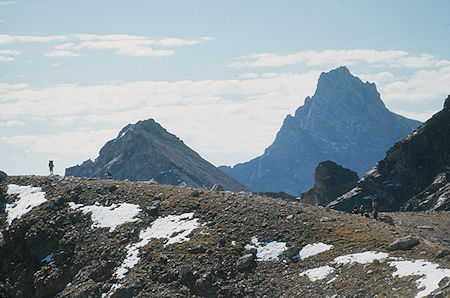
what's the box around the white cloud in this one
[0,128,118,156]
[0,72,319,164]
[0,1,15,5]
[381,66,450,103]
[391,109,438,122]
[356,72,395,83]
[0,83,29,94]
[0,34,67,44]
[0,120,25,127]
[46,34,212,57]
[45,50,81,57]
[0,33,213,58]
[0,49,20,61]
[228,49,447,69]
[1,48,448,167]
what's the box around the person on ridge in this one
[359,205,364,216]
[352,205,359,214]
[49,160,54,176]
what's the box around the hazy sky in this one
[1,0,449,176]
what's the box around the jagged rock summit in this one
[221,66,420,195]
[328,95,450,212]
[300,160,359,206]
[65,119,250,192]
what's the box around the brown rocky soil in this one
[0,175,449,297]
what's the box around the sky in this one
[1,0,449,176]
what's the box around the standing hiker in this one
[359,205,364,216]
[49,160,54,175]
[372,199,378,219]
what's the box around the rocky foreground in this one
[1,175,449,297]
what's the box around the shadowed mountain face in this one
[328,95,450,212]
[221,67,420,195]
[65,119,250,192]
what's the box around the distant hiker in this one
[48,160,54,175]
[371,199,378,220]
[107,171,112,179]
[373,209,378,220]
[352,205,359,214]
[359,205,364,216]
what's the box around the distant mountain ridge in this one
[65,119,250,192]
[328,95,450,212]
[221,66,420,195]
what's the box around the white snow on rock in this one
[245,236,287,261]
[300,265,335,281]
[334,251,388,264]
[6,184,47,225]
[114,213,201,280]
[69,202,141,231]
[390,259,450,298]
[300,243,333,259]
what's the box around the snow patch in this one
[114,213,201,280]
[334,251,388,264]
[300,265,335,281]
[390,259,450,298]
[300,243,333,259]
[6,184,47,225]
[245,237,287,261]
[69,202,140,231]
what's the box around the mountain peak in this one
[222,67,421,195]
[66,118,250,192]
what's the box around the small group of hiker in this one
[352,199,378,220]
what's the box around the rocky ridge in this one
[0,174,449,297]
[300,160,359,206]
[221,66,420,195]
[65,119,250,192]
[328,95,450,212]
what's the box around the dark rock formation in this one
[328,95,450,212]
[65,119,250,192]
[300,160,358,206]
[221,66,420,195]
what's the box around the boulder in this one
[211,184,224,191]
[235,254,255,271]
[436,249,450,258]
[388,236,419,251]
[282,246,300,258]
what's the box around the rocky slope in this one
[65,119,250,192]
[221,66,420,195]
[300,160,358,206]
[1,174,449,297]
[328,95,450,212]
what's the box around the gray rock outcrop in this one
[300,160,358,206]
